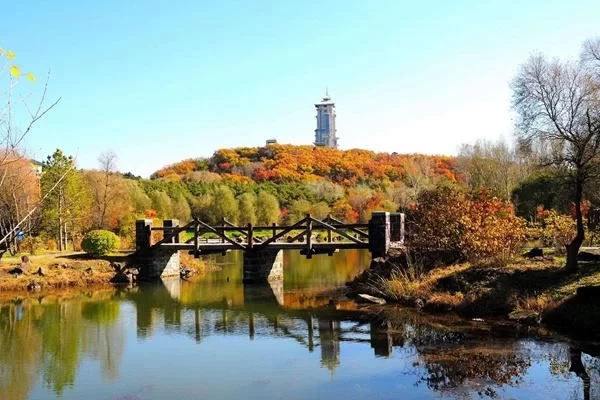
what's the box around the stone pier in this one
[242,249,283,283]
[135,219,181,281]
[369,211,390,258]
[390,212,405,243]
[137,248,180,280]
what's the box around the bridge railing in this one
[136,211,404,258]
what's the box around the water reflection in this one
[0,250,599,399]
[0,292,125,400]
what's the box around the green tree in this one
[310,201,330,220]
[211,186,239,224]
[237,192,257,225]
[172,194,191,223]
[149,191,172,219]
[287,199,311,223]
[41,150,91,251]
[256,191,280,225]
[511,170,569,220]
[190,193,213,222]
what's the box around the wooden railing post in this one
[272,223,276,240]
[220,217,226,243]
[248,223,254,249]
[306,214,313,258]
[327,214,332,242]
[193,220,199,257]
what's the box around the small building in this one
[314,90,338,148]
[265,139,278,146]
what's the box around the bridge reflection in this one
[123,278,401,372]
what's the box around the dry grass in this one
[367,262,472,301]
[514,294,557,313]
[427,291,465,310]
[179,251,220,278]
[0,254,120,293]
[362,250,600,324]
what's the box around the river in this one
[0,250,598,400]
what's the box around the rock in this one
[27,282,41,292]
[20,255,31,273]
[180,267,194,280]
[577,251,600,262]
[35,267,46,277]
[372,257,387,265]
[523,248,544,258]
[472,318,485,322]
[508,310,541,326]
[110,271,133,284]
[414,298,425,310]
[357,293,386,304]
[8,267,24,276]
[576,286,600,301]
[84,267,93,275]
[111,263,123,273]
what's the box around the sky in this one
[2,0,600,177]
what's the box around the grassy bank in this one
[349,249,600,339]
[0,251,214,294]
[0,253,127,293]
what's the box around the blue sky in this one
[3,0,599,177]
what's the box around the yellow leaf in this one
[9,65,21,78]
[6,50,15,59]
[26,72,36,82]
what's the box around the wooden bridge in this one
[135,211,404,283]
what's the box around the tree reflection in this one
[0,293,125,399]
[416,347,530,395]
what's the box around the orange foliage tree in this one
[151,145,460,187]
[407,186,526,264]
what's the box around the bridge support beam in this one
[243,249,283,283]
[369,211,390,258]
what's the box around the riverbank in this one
[0,253,126,293]
[347,248,600,339]
[0,251,214,294]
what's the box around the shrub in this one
[20,236,43,255]
[46,239,58,252]
[81,230,120,256]
[537,208,576,254]
[407,186,526,265]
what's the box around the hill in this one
[151,145,459,187]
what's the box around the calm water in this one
[0,250,598,400]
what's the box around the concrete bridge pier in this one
[135,219,181,280]
[369,211,404,258]
[242,248,284,283]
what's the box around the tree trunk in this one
[569,347,590,400]
[566,178,585,273]
[58,187,63,252]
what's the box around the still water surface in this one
[0,250,598,400]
